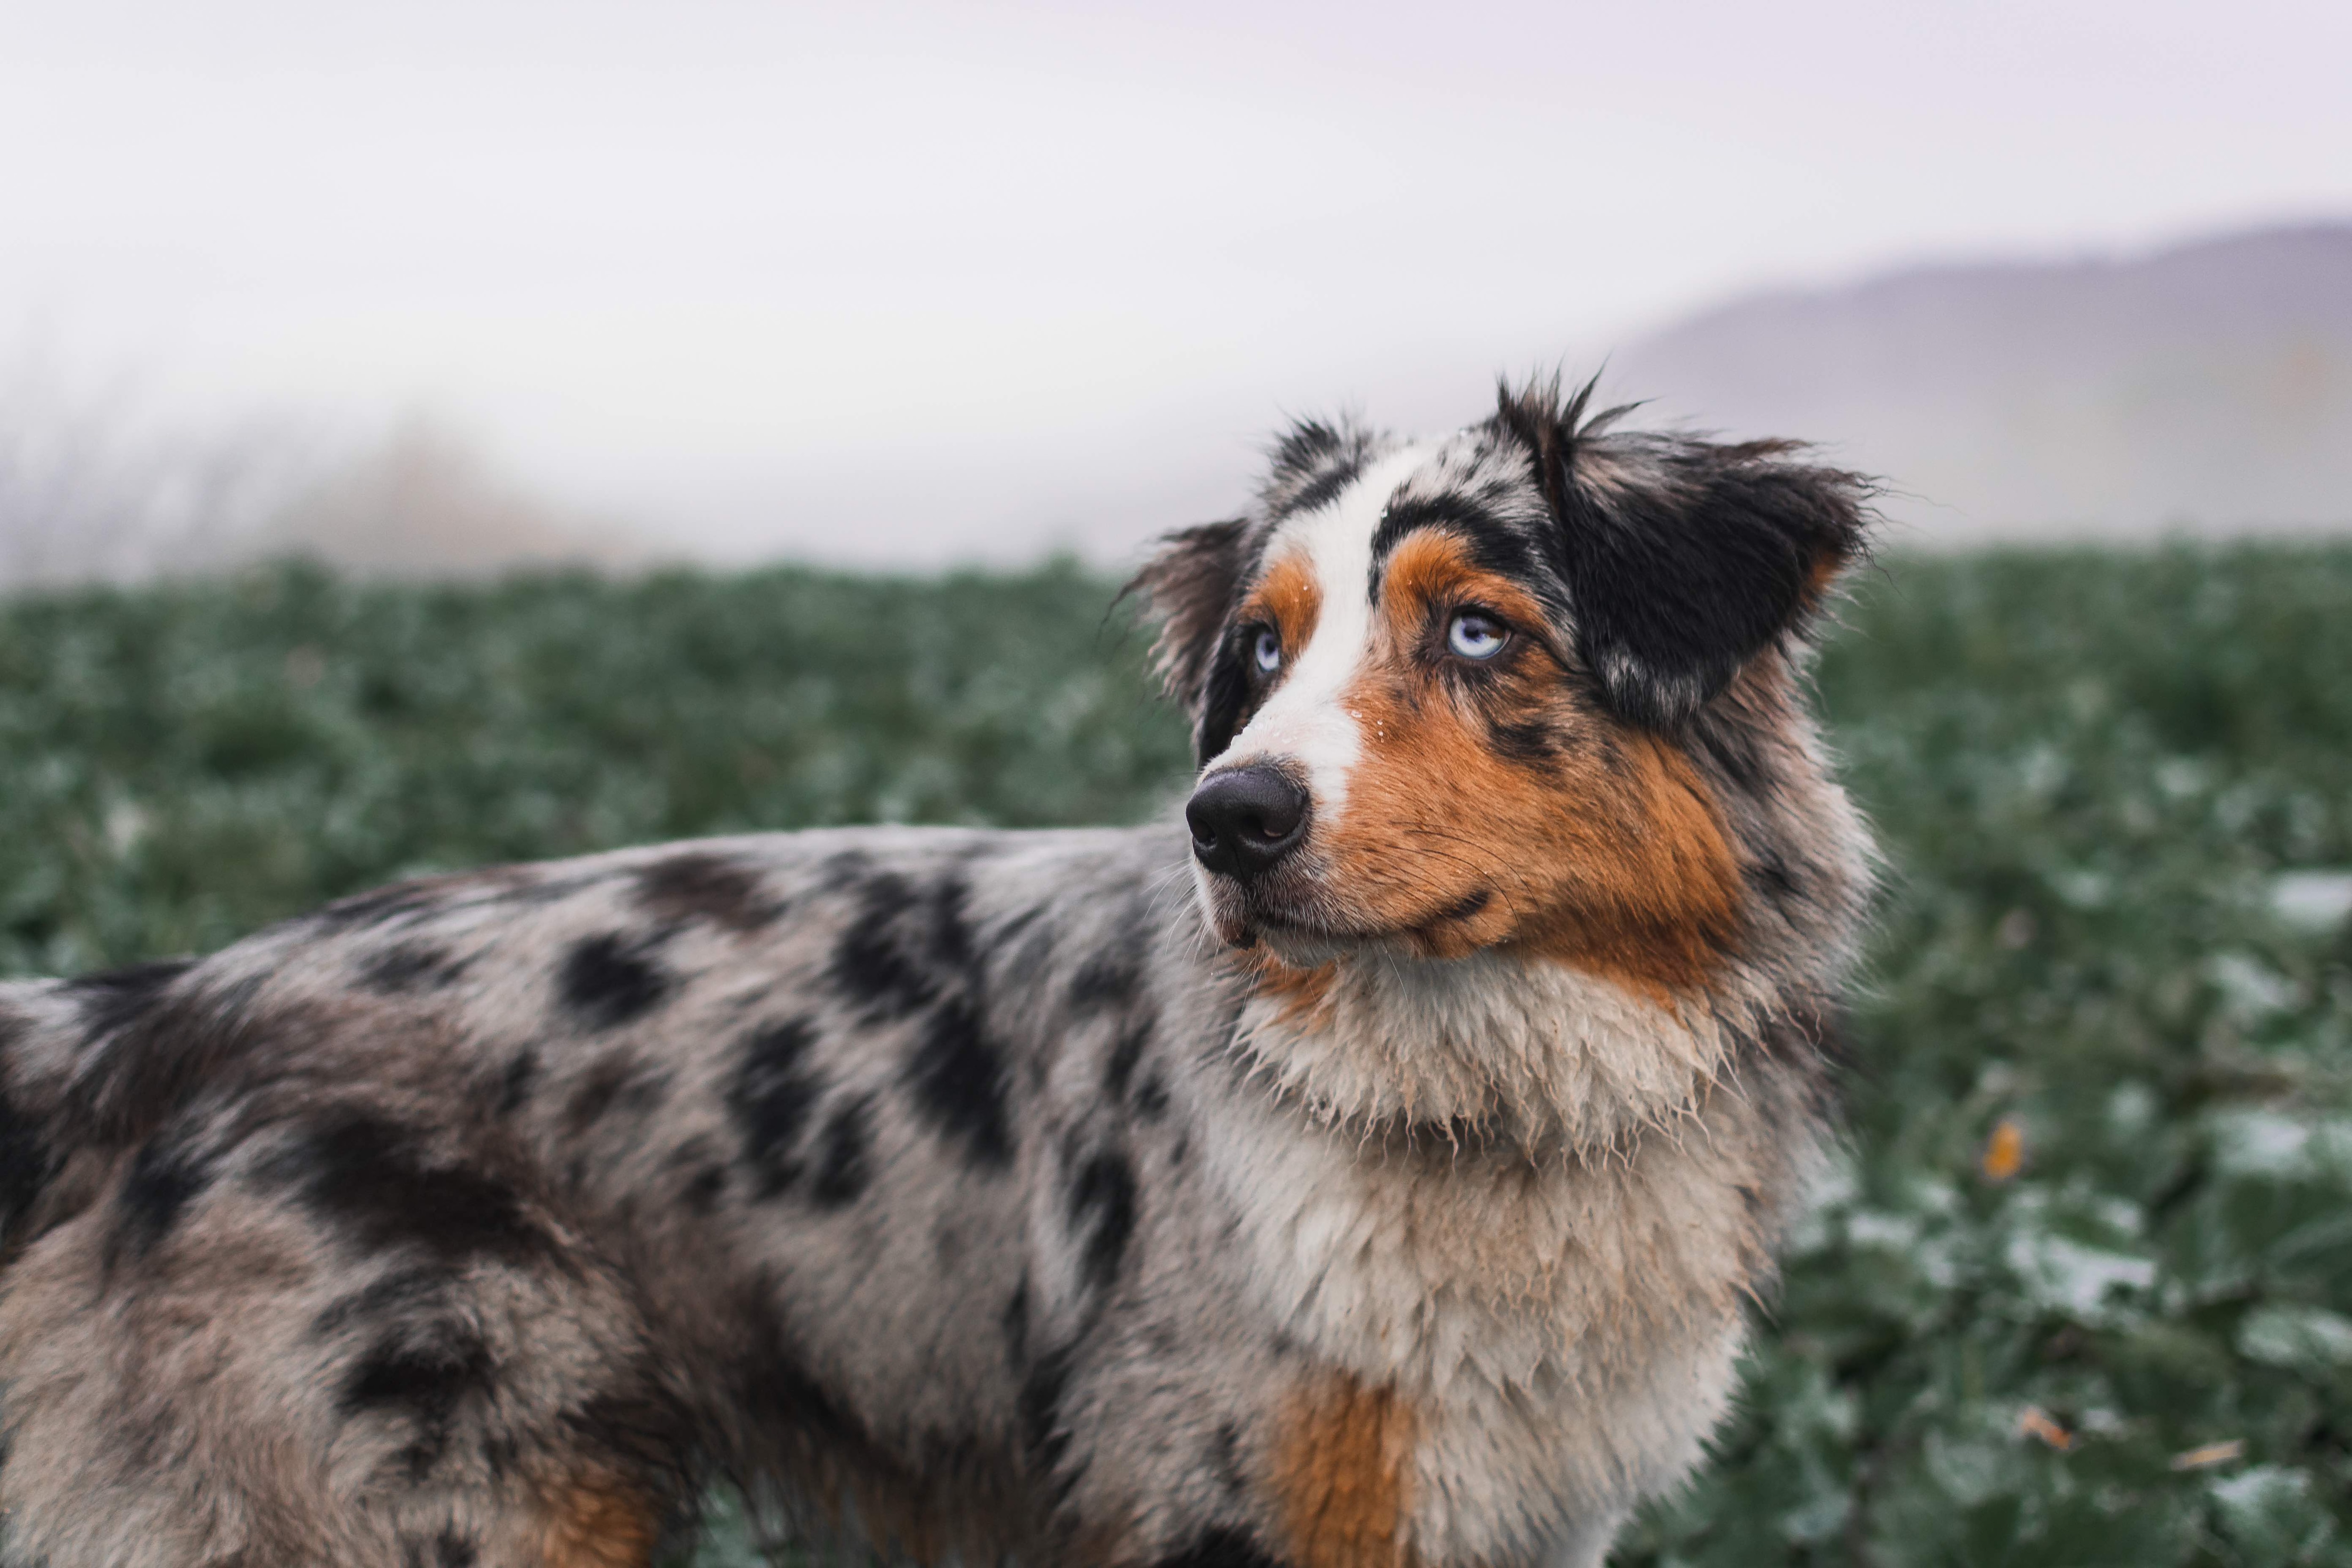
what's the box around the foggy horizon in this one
[5,0,2349,569]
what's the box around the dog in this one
[0,377,1873,1568]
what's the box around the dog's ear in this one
[1121,520,1250,762]
[1497,379,1872,728]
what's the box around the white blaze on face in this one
[1217,446,1431,814]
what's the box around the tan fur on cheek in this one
[1271,1374,1418,1568]
[1313,533,1746,997]
[1509,735,1746,997]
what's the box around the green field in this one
[2,549,2348,1567]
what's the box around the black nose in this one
[1186,764,1311,879]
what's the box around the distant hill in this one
[8,223,2345,583]
[1609,223,2352,541]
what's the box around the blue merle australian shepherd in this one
[0,378,1874,1568]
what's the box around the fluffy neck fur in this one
[1222,944,1782,1162]
[1189,939,1815,1406]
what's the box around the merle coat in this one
[0,379,1874,1568]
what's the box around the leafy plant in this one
[0,545,2345,1566]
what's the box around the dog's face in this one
[1130,380,1868,991]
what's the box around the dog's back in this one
[0,826,1212,1566]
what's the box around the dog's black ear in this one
[1497,378,1872,728]
[1120,520,1250,762]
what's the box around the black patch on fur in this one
[1194,626,1260,765]
[1688,705,1772,792]
[341,1321,495,1481]
[1283,461,1363,519]
[1121,518,1253,763]
[359,941,470,995]
[1265,417,1370,518]
[634,852,782,933]
[1367,491,1516,572]
[727,1019,825,1199]
[1436,889,1492,923]
[1104,1016,1154,1106]
[495,1050,539,1116]
[1001,1274,1031,1369]
[1744,849,1799,901]
[558,931,673,1030]
[1068,941,1144,1016]
[905,998,1012,1170]
[810,1094,875,1209]
[924,872,976,970]
[1489,715,1560,764]
[1134,1075,1171,1122]
[1018,1344,1075,1485]
[683,1162,728,1214]
[67,959,196,1045]
[310,1268,447,1339]
[1155,1528,1285,1568]
[1494,375,1870,727]
[1066,1148,1138,1292]
[1209,1421,1248,1496]
[263,1111,548,1264]
[62,969,274,1147]
[827,872,944,1019]
[0,1068,56,1251]
[108,1124,213,1265]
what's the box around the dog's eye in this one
[1446,610,1507,661]
[1253,627,1282,674]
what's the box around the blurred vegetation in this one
[0,558,1188,974]
[0,547,2347,1567]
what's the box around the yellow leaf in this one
[1982,1117,2026,1181]
[2018,1406,2074,1450]
[2170,1440,2244,1471]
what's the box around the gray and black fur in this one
[0,378,1876,1568]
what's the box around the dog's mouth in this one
[1199,875,1498,963]
[1216,906,1347,955]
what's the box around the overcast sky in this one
[4,0,2347,562]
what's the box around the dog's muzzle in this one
[1185,763,1310,880]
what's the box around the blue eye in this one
[1253,627,1282,673]
[1446,610,1507,660]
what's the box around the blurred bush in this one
[0,545,2346,1566]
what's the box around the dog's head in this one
[1127,377,1870,992]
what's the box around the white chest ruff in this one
[1198,955,1805,1560]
